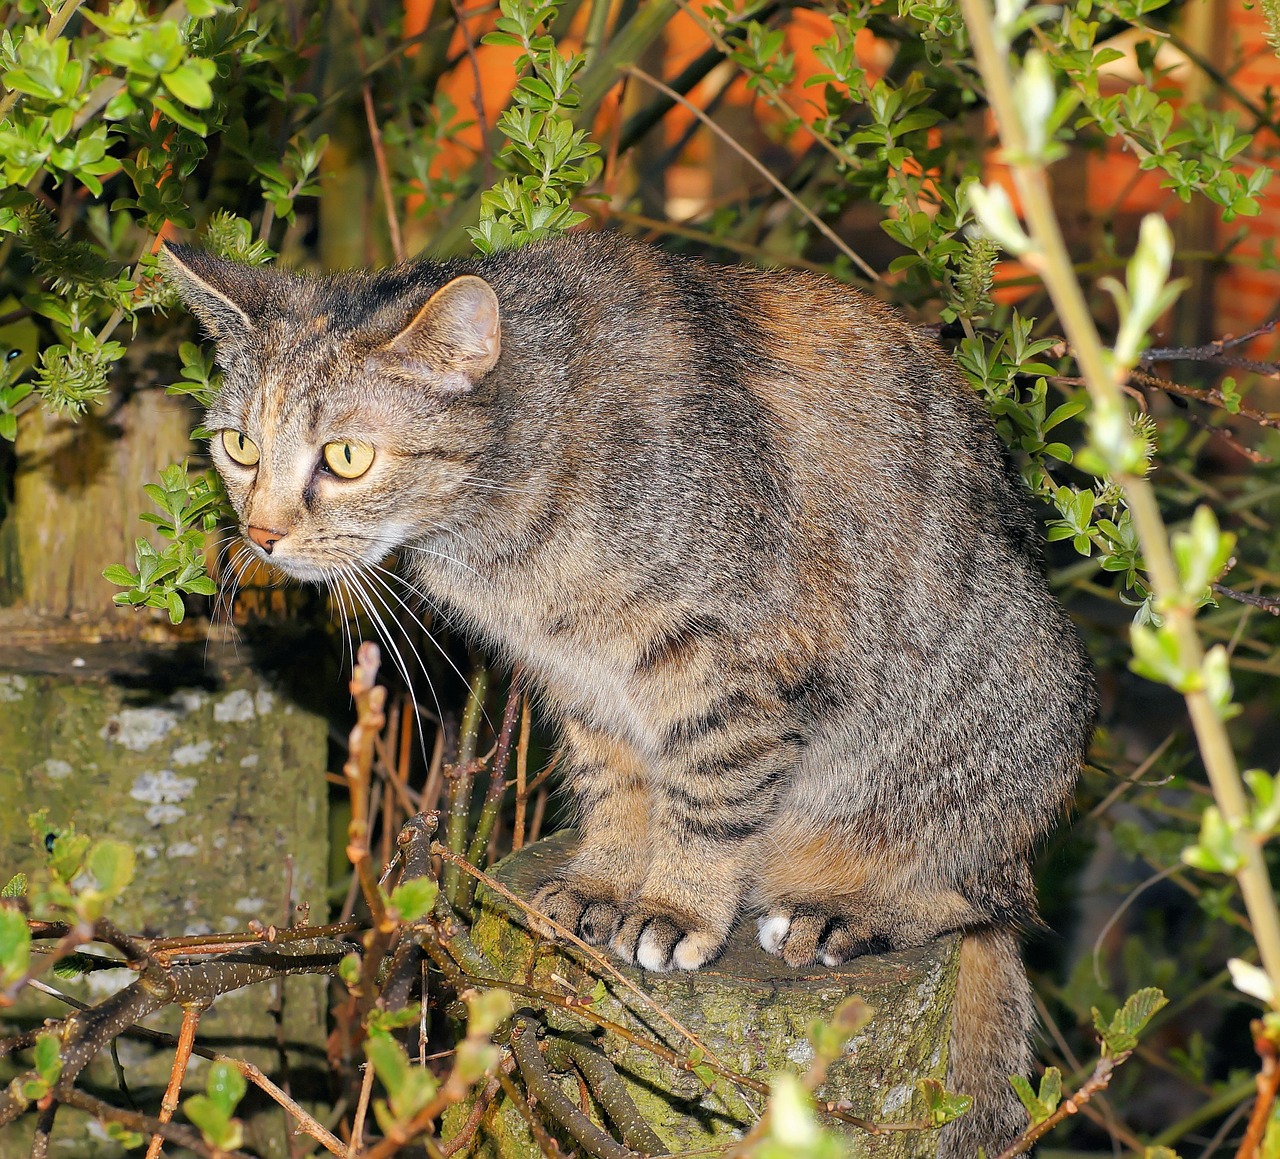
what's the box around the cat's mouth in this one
[238,526,408,585]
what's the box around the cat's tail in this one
[939,927,1033,1159]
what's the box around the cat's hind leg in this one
[752,821,989,966]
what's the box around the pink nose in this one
[247,525,287,554]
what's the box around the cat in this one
[165,230,1097,1158]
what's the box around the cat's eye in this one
[324,441,375,479]
[222,429,260,466]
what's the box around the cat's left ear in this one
[379,275,501,392]
[161,243,271,350]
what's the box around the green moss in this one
[454,832,958,1158]
[0,645,330,1159]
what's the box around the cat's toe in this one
[758,909,882,968]
[613,909,727,971]
[756,912,791,954]
[528,877,619,945]
[579,899,622,945]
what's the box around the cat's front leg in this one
[528,720,653,946]
[610,709,797,972]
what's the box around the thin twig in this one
[439,1075,500,1158]
[347,1064,376,1159]
[345,643,392,933]
[361,85,405,264]
[144,1004,202,1159]
[1236,1021,1280,1159]
[622,66,878,282]
[513,699,532,851]
[1213,584,1280,617]
[994,1054,1122,1159]
[442,666,491,908]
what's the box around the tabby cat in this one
[165,231,1097,1158]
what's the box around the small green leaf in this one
[0,907,32,987]
[1,874,27,898]
[389,877,438,923]
[1092,987,1168,1056]
[85,840,136,897]
[33,1032,63,1085]
[917,1076,972,1126]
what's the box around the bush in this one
[2,0,1279,1155]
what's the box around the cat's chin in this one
[250,556,336,585]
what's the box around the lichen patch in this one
[104,707,178,750]
[214,688,256,723]
[171,740,214,766]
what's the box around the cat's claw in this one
[529,878,621,946]
[758,908,882,968]
[612,909,727,972]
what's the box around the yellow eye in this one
[324,441,375,479]
[221,429,260,466]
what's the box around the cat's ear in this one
[162,244,269,349]
[379,275,501,392]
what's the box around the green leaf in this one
[85,840,135,897]
[1,874,27,899]
[206,1061,247,1117]
[389,877,438,923]
[1009,1066,1061,1125]
[105,1122,146,1149]
[1092,987,1169,1056]
[0,906,32,988]
[162,62,214,109]
[917,1076,972,1126]
[33,1032,63,1085]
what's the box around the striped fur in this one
[167,232,1097,1157]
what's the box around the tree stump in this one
[455,832,959,1158]
[0,638,331,1159]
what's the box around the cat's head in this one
[163,246,502,582]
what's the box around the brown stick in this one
[345,643,392,933]
[144,1005,202,1159]
[347,1063,376,1158]
[439,1076,500,1157]
[1213,584,1280,617]
[1236,1020,1280,1159]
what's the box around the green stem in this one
[959,0,1280,994]
[461,676,523,907]
[442,664,491,908]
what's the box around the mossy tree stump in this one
[0,640,331,1159]
[452,832,959,1158]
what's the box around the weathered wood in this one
[452,832,958,1158]
[0,641,331,1159]
[5,389,193,622]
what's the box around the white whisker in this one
[398,543,483,579]
[340,566,440,766]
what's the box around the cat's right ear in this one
[162,244,267,349]
[376,275,501,393]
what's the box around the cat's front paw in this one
[757,908,888,968]
[612,906,728,972]
[529,876,623,946]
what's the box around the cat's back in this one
[473,233,1032,566]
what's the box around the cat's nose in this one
[247,525,288,554]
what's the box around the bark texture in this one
[455,832,959,1158]
[0,641,330,1159]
